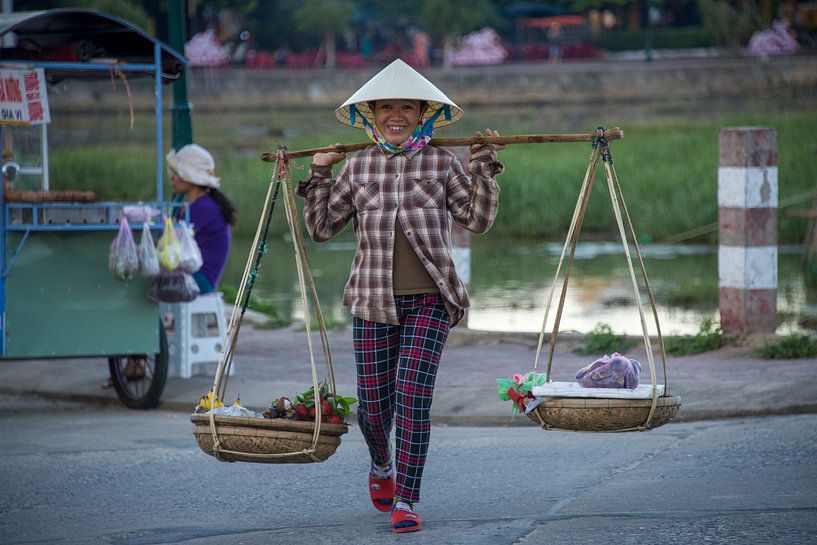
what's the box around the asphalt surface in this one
[1,395,816,544]
[0,316,814,425]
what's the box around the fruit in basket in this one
[320,399,333,417]
[195,389,225,412]
[275,397,295,419]
[262,403,280,419]
[293,381,358,424]
[326,414,343,425]
[259,386,358,423]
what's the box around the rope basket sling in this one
[526,129,681,432]
[191,150,348,463]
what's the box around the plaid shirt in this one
[297,144,503,326]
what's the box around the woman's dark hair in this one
[209,187,237,226]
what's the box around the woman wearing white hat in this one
[166,143,236,294]
[297,59,503,533]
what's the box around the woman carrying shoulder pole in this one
[296,59,503,534]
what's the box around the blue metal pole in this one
[0,60,159,72]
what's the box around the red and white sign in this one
[0,68,50,125]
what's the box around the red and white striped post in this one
[718,127,778,336]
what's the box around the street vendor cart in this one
[0,9,187,408]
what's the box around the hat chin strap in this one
[349,103,450,128]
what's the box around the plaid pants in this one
[353,293,450,503]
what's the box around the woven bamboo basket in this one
[527,395,681,432]
[191,414,348,463]
[191,159,352,464]
[521,132,684,433]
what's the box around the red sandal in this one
[369,475,394,512]
[391,508,422,533]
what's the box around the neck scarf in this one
[352,104,444,155]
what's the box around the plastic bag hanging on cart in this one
[123,204,159,224]
[177,221,203,273]
[109,216,140,281]
[148,268,199,303]
[138,222,160,276]
[150,217,199,302]
[157,216,182,270]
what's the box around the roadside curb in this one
[4,386,817,427]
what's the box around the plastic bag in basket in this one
[138,222,160,276]
[156,216,182,270]
[576,352,641,389]
[209,405,264,419]
[108,217,140,281]
[177,221,203,273]
[148,268,200,303]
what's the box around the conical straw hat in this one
[335,59,463,129]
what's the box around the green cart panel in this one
[5,231,158,358]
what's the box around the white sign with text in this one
[0,68,50,125]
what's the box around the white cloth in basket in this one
[532,381,665,399]
[208,405,264,418]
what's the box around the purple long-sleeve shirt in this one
[188,194,231,288]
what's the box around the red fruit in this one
[295,403,309,418]
[327,414,343,424]
[320,399,332,416]
[308,406,316,417]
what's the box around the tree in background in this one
[248,0,315,52]
[420,0,499,66]
[696,0,762,48]
[293,0,355,68]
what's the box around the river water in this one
[221,235,814,336]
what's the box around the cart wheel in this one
[108,321,169,409]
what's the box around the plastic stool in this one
[161,292,231,379]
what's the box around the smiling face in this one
[372,100,423,146]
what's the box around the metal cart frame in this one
[0,9,188,408]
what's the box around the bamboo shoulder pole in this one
[260,127,623,162]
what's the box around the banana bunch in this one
[195,389,225,412]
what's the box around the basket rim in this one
[535,394,681,409]
[190,413,349,436]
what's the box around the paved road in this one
[1,394,816,545]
